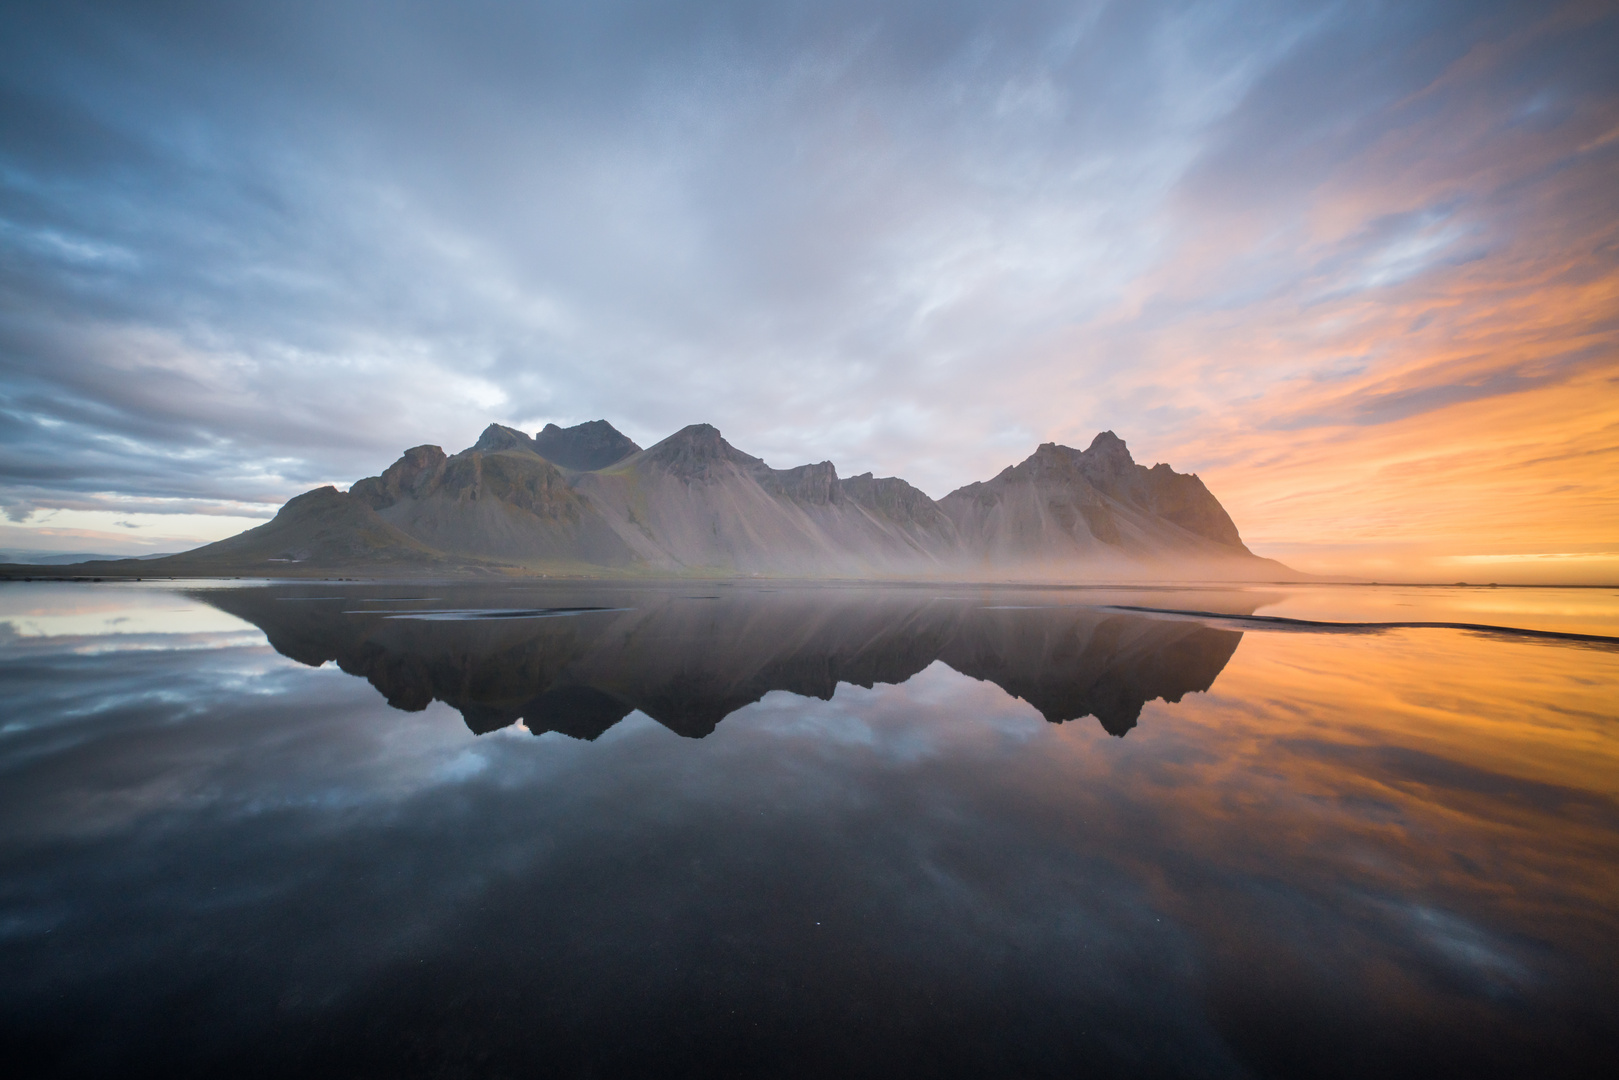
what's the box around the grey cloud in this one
[0,0,1614,516]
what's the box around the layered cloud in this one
[0,0,1614,576]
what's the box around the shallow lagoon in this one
[1,581,1616,1078]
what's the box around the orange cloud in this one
[1067,7,1619,583]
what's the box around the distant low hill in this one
[0,549,179,566]
[2,420,1299,581]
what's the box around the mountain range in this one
[4,420,1295,580]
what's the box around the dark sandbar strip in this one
[1101,605,1619,646]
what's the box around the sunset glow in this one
[1,1,1615,579]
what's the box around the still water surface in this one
[2,581,1616,1077]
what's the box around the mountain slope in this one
[150,486,446,572]
[572,424,960,574]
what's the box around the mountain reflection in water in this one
[199,585,1247,738]
[1,582,1616,1079]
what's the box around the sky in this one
[0,0,1615,581]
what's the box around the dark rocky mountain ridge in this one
[534,419,642,470]
[4,419,1298,580]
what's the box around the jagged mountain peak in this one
[1084,430,1133,461]
[533,419,640,470]
[1075,430,1137,479]
[350,444,448,509]
[660,422,724,448]
[762,460,840,504]
[641,423,763,478]
[472,423,536,455]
